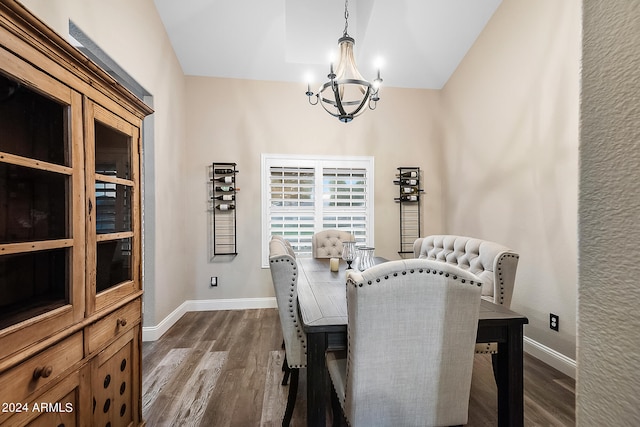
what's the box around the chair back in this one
[343,259,482,426]
[312,229,356,258]
[271,234,296,257]
[268,237,306,368]
[414,235,519,307]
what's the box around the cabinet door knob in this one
[117,318,127,327]
[33,365,53,380]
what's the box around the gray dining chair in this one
[268,236,306,426]
[271,235,297,380]
[311,229,356,258]
[326,259,483,427]
[413,235,519,356]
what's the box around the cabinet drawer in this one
[1,368,83,427]
[0,332,83,405]
[87,299,140,354]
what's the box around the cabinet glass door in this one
[85,101,141,314]
[0,63,84,359]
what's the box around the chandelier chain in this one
[343,0,349,37]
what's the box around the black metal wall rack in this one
[211,162,238,255]
[394,167,423,255]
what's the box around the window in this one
[261,154,374,265]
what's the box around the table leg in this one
[306,331,328,427]
[496,323,525,427]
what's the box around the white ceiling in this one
[153,0,502,90]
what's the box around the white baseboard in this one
[142,300,190,342]
[524,336,576,379]
[142,297,277,342]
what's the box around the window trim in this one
[261,153,375,267]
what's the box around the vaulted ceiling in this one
[153,0,502,89]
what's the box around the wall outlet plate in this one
[550,313,559,331]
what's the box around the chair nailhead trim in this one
[350,267,481,287]
[270,252,307,368]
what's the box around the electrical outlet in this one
[210,276,218,287]
[550,313,559,331]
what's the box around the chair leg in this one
[280,341,290,385]
[330,383,347,427]
[281,358,291,386]
[282,368,299,427]
[491,352,499,384]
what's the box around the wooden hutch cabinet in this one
[0,1,152,425]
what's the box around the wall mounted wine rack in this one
[211,162,238,255]
[394,167,423,256]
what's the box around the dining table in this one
[295,256,529,427]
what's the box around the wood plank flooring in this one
[142,309,575,426]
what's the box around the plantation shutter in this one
[268,166,315,255]
[262,155,374,262]
[321,167,368,243]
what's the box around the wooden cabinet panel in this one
[84,101,142,316]
[0,332,83,405]
[1,368,84,427]
[0,51,85,363]
[91,327,141,427]
[87,299,141,355]
[0,2,150,426]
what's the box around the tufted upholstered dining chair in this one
[271,234,296,257]
[311,229,356,258]
[413,235,519,357]
[268,236,306,426]
[326,259,483,427]
[270,235,297,378]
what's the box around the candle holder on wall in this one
[211,162,238,255]
[393,167,423,256]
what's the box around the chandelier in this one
[305,0,382,123]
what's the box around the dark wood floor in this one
[142,309,575,426]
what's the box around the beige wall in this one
[440,0,580,361]
[579,1,640,424]
[21,0,640,420]
[19,0,584,376]
[185,77,442,300]
[20,0,194,326]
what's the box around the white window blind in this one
[321,167,368,242]
[268,166,315,254]
[262,155,374,264]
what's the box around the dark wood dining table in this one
[296,257,529,427]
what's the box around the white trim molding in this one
[524,336,576,379]
[142,297,277,342]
